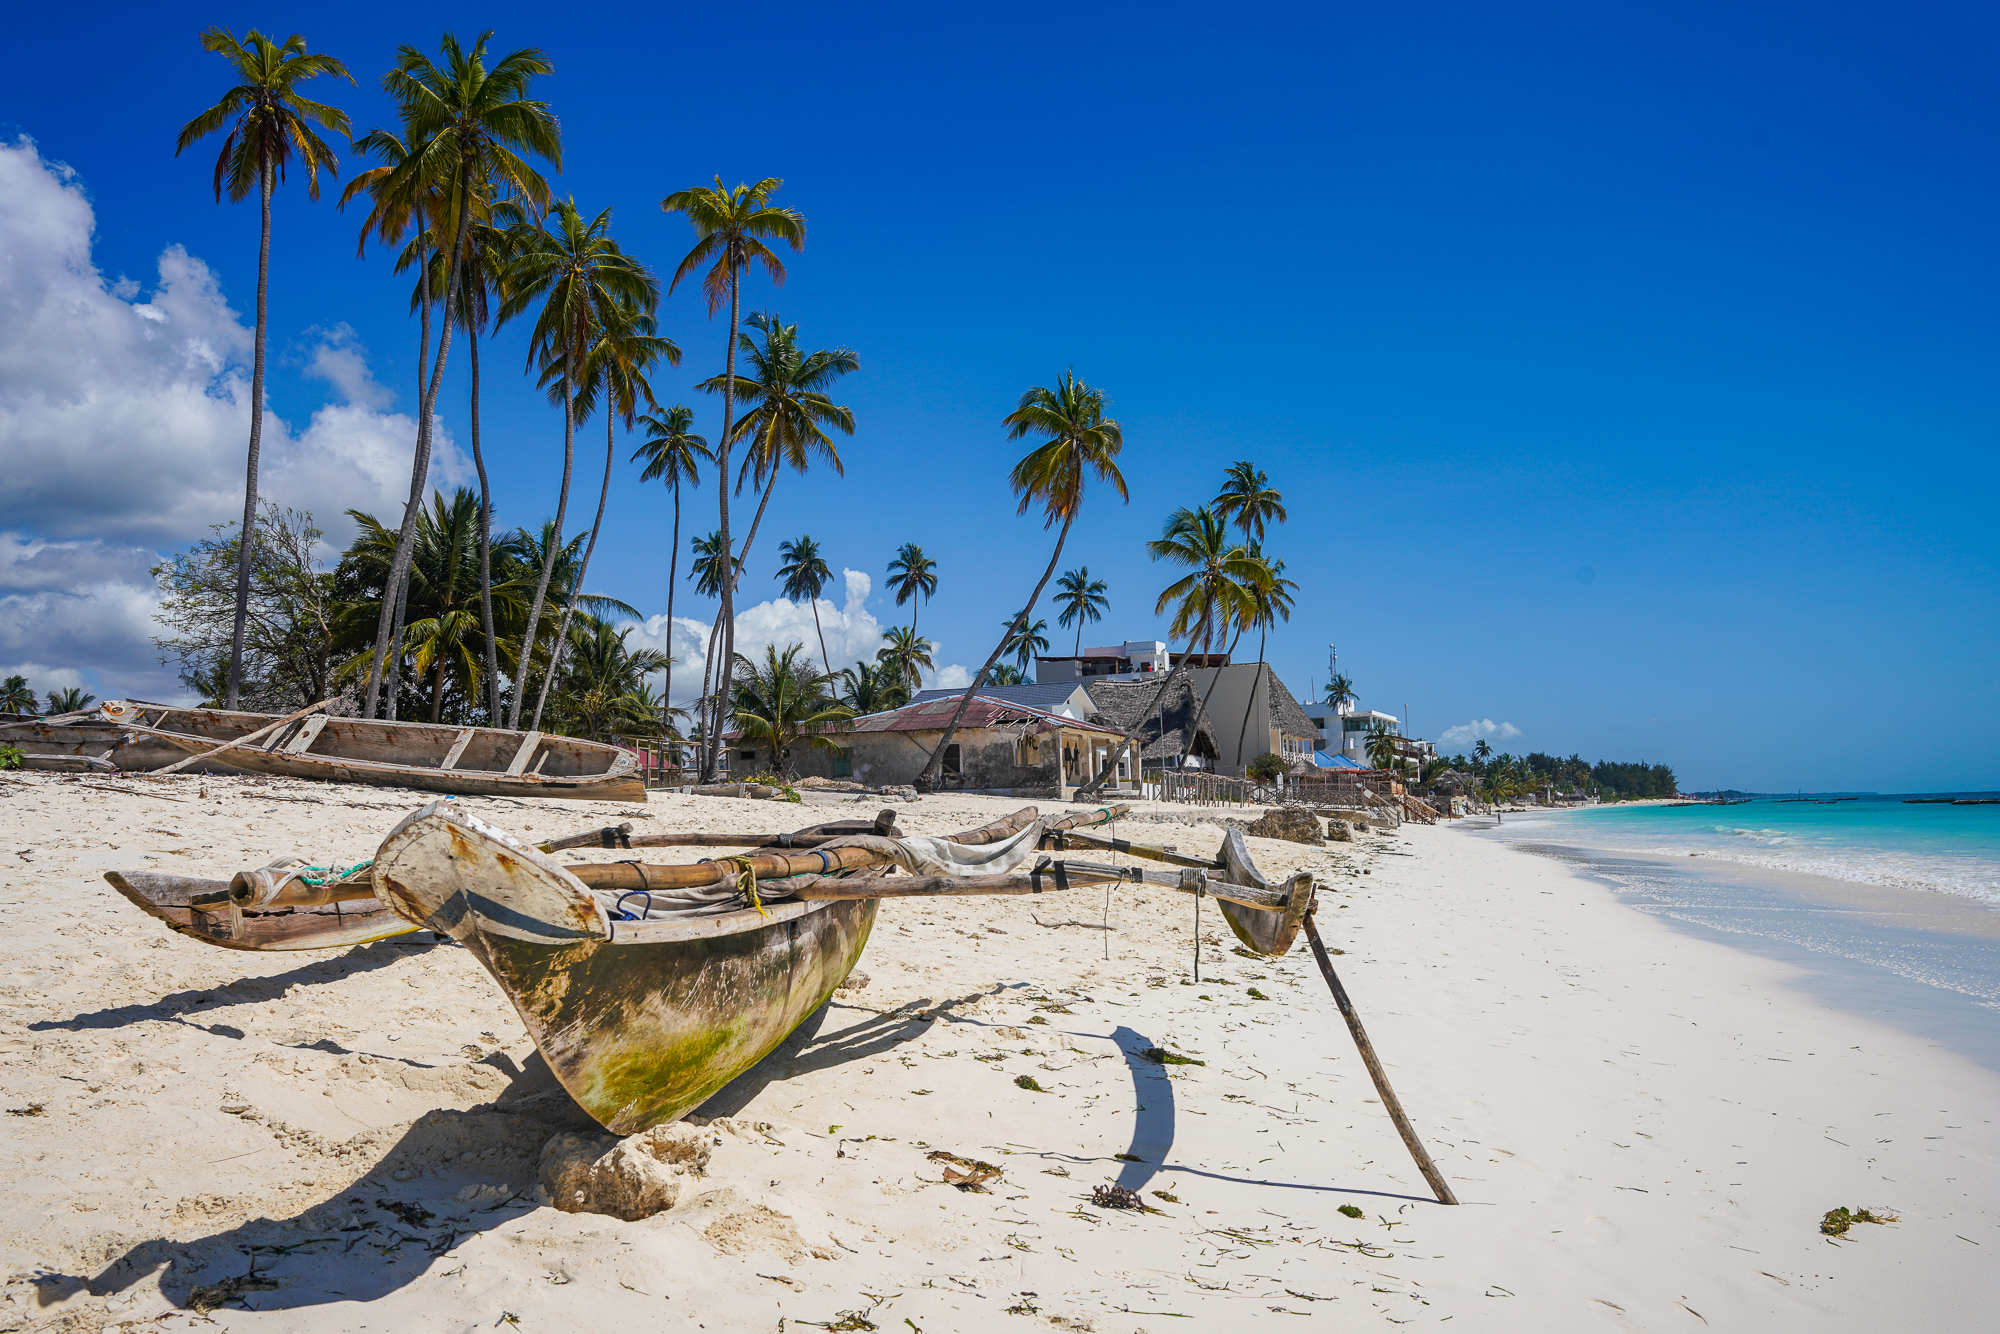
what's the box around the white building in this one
[1300,702,1434,770]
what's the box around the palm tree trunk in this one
[364,200,472,720]
[510,355,576,728]
[385,565,411,721]
[810,595,829,677]
[664,479,681,729]
[469,324,501,725]
[225,162,274,710]
[703,270,744,782]
[531,410,616,731]
[918,511,1073,791]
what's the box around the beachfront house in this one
[1302,702,1425,767]
[1033,641,1231,683]
[739,694,1133,797]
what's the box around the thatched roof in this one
[1083,677,1219,762]
[1262,669,1317,740]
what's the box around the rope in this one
[293,859,373,886]
[724,856,767,918]
[613,890,654,921]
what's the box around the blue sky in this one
[2,0,1994,792]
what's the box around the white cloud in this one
[619,568,968,707]
[1436,718,1523,748]
[0,136,464,549]
[0,534,184,700]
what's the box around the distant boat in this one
[5,700,644,801]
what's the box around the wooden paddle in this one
[1302,907,1458,1205]
[150,694,343,775]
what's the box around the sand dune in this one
[1,771,1994,1331]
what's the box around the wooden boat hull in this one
[102,870,415,951]
[90,702,645,801]
[0,719,251,774]
[374,803,875,1133]
[1215,827,1314,957]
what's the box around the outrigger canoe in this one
[14,700,644,801]
[104,802,1315,1135]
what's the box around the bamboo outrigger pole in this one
[1302,907,1458,1205]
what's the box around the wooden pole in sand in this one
[1302,908,1459,1205]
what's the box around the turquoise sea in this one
[1468,793,2000,1069]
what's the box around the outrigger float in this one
[105,801,1458,1204]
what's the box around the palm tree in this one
[1053,566,1109,655]
[177,28,352,709]
[700,312,857,570]
[1000,613,1050,674]
[730,644,852,777]
[1076,506,1261,796]
[776,535,835,674]
[529,299,676,731]
[495,199,656,728]
[919,371,1126,790]
[689,530,728,598]
[1,676,35,713]
[988,664,1027,686]
[551,621,672,742]
[1212,460,1287,543]
[1233,550,1299,763]
[660,177,806,780]
[1323,673,1355,711]
[838,660,910,716]
[886,544,938,640]
[1474,738,1492,769]
[355,31,559,720]
[631,404,711,714]
[1366,724,1400,772]
[877,626,935,695]
[44,688,96,715]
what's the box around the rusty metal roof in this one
[838,695,1123,737]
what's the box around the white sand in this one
[1,771,1994,1332]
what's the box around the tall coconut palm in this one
[631,405,711,713]
[1000,614,1050,674]
[176,28,352,709]
[494,199,656,727]
[1212,460,1287,543]
[660,177,806,781]
[1076,507,1262,796]
[838,660,909,715]
[689,530,728,598]
[1473,738,1492,767]
[776,535,835,674]
[877,626,935,695]
[354,32,559,718]
[1233,549,1299,763]
[886,544,938,640]
[1053,566,1109,655]
[529,301,675,730]
[1323,672,1355,711]
[919,371,1126,790]
[701,312,857,569]
[730,644,852,777]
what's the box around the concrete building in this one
[744,694,1132,797]
[1300,702,1436,772]
[1034,641,1230,684]
[1183,663,1321,775]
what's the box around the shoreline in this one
[3,774,1996,1329]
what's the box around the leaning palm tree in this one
[1075,507,1261,796]
[838,660,909,715]
[177,28,352,709]
[1000,613,1050,674]
[877,626,935,696]
[919,371,1126,790]
[1233,550,1299,763]
[1212,460,1287,543]
[660,177,806,780]
[1053,566,1109,655]
[885,544,938,641]
[776,535,835,675]
[730,644,852,777]
[630,405,711,713]
[529,300,676,731]
[495,199,657,728]
[701,312,857,569]
[355,31,560,720]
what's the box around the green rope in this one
[294,859,373,886]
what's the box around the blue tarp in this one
[1312,751,1364,768]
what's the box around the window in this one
[832,747,852,778]
[942,743,961,776]
[738,750,756,760]
[1017,733,1040,766]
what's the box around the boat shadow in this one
[55,1050,597,1316]
[26,937,438,1036]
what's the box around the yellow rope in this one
[726,856,767,919]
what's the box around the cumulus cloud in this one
[0,136,465,549]
[0,534,184,701]
[619,568,969,707]
[1436,718,1523,748]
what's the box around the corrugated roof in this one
[837,695,1122,736]
[908,683,1091,714]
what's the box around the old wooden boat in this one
[0,708,249,774]
[369,801,1310,1134]
[45,700,644,800]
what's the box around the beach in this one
[2,774,1996,1332]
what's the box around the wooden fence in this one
[1151,770,1268,806]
